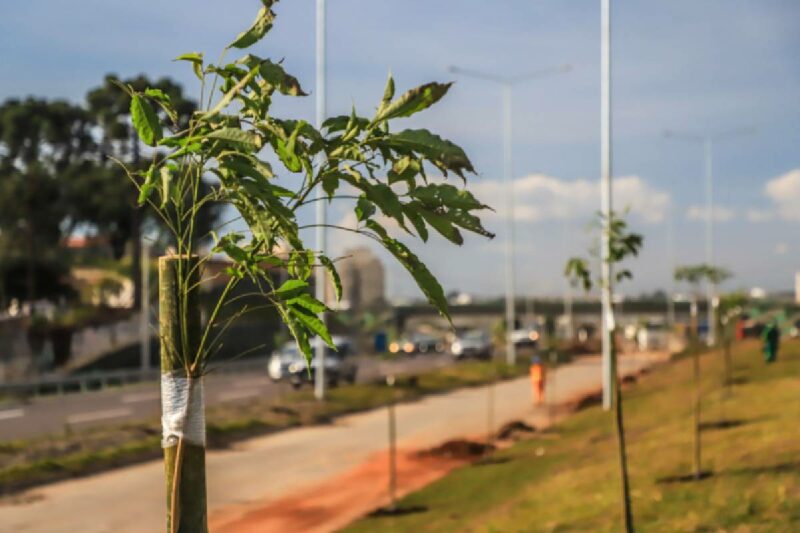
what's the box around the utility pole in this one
[314,0,328,400]
[448,63,571,366]
[664,126,754,346]
[600,0,614,410]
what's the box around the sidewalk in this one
[0,352,666,533]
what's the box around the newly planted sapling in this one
[114,1,493,530]
[564,211,642,533]
[674,264,731,481]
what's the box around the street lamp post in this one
[449,63,570,366]
[664,127,754,346]
[314,0,328,401]
[600,0,613,410]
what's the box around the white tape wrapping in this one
[604,302,616,332]
[161,372,206,448]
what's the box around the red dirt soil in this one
[209,448,469,533]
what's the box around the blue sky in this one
[2,0,799,300]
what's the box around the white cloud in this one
[764,169,800,221]
[470,174,670,224]
[685,205,736,222]
[746,209,775,223]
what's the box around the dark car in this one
[450,329,493,359]
[268,336,357,388]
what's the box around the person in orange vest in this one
[530,355,546,405]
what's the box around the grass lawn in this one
[0,359,527,494]
[347,339,800,532]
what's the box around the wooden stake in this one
[159,256,207,533]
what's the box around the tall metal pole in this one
[314,0,328,401]
[140,240,151,373]
[704,139,715,346]
[502,84,517,365]
[600,0,614,411]
[448,64,570,366]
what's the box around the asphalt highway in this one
[0,354,452,440]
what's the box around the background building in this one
[327,247,385,311]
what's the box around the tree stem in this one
[611,337,635,533]
[160,256,207,533]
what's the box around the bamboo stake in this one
[160,256,207,533]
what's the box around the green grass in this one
[347,339,800,532]
[0,359,526,494]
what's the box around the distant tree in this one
[85,75,202,306]
[565,211,643,533]
[0,98,95,302]
[674,263,732,481]
[718,291,747,395]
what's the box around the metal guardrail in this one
[0,357,269,398]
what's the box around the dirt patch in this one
[496,420,536,441]
[574,390,603,411]
[416,439,495,460]
[209,448,467,533]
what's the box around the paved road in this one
[0,354,452,440]
[0,352,666,533]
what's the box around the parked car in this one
[637,322,668,350]
[511,326,540,348]
[450,329,493,359]
[268,336,357,388]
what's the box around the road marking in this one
[122,391,160,404]
[217,388,259,402]
[0,408,24,421]
[67,408,132,425]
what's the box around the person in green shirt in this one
[762,321,780,363]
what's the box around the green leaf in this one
[229,1,276,49]
[446,209,495,239]
[321,172,340,199]
[319,256,342,302]
[367,183,405,228]
[288,293,327,314]
[289,306,334,348]
[366,220,451,323]
[373,82,452,123]
[143,88,178,124]
[260,60,307,96]
[402,203,429,242]
[382,129,475,178]
[275,279,309,299]
[355,196,375,222]
[278,305,312,365]
[288,249,314,280]
[376,72,395,117]
[206,128,261,151]
[130,94,162,146]
[411,183,486,211]
[565,257,592,291]
[137,167,157,206]
[419,209,463,245]
[175,52,204,80]
[388,156,421,185]
[275,121,304,172]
